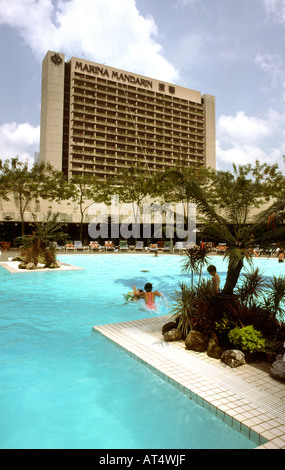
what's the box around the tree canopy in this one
[0,158,69,235]
[173,161,285,295]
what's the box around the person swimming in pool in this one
[124,286,143,302]
[134,282,161,310]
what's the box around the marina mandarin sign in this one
[75,61,161,90]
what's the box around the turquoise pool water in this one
[1,253,281,449]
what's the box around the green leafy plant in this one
[228,325,266,354]
[215,312,237,346]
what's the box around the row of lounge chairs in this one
[53,240,196,252]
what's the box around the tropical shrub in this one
[17,213,68,268]
[228,325,266,354]
[215,312,237,347]
[170,279,215,338]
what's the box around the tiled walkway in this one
[93,315,285,449]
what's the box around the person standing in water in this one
[207,265,221,294]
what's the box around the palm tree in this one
[172,162,285,296]
[236,267,270,308]
[266,276,285,321]
[18,213,68,266]
[181,245,210,288]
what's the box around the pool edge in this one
[92,318,275,449]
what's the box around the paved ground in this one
[94,316,285,449]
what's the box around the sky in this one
[0,0,285,174]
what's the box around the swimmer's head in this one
[144,282,152,292]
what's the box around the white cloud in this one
[0,0,178,82]
[216,110,285,172]
[263,0,285,24]
[217,111,271,144]
[255,52,285,88]
[0,122,40,166]
[172,0,198,8]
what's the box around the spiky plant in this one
[236,268,271,308]
[266,275,285,321]
[169,279,215,338]
[180,245,210,288]
[18,212,68,267]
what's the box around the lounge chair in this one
[104,241,115,251]
[149,243,158,252]
[135,241,144,250]
[163,241,170,251]
[74,240,89,251]
[157,241,165,250]
[65,242,76,251]
[174,242,184,253]
[89,241,101,251]
[119,240,128,251]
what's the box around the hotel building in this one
[39,51,216,180]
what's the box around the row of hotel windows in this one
[71,92,204,118]
[70,156,205,175]
[71,114,204,135]
[72,75,204,110]
[72,88,203,109]
[69,147,205,163]
[71,105,203,126]
[73,72,200,97]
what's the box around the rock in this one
[163,328,182,342]
[12,256,22,261]
[269,355,285,382]
[207,336,224,359]
[46,261,60,269]
[185,330,209,352]
[18,263,26,269]
[162,321,178,335]
[221,349,245,368]
[26,262,36,270]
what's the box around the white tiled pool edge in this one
[93,315,285,449]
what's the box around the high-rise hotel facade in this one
[39,51,216,180]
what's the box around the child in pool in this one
[207,265,221,294]
[135,282,161,310]
[124,286,143,302]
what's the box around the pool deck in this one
[93,315,285,449]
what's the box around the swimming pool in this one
[1,253,280,449]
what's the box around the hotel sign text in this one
[75,61,175,94]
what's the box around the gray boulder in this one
[221,349,245,368]
[26,262,36,270]
[18,262,26,269]
[185,330,209,352]
[207,336,224,359]
[163,328,182,342]
[162,321,178,335]
[46,260,61,269]
[269,355,285,382]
